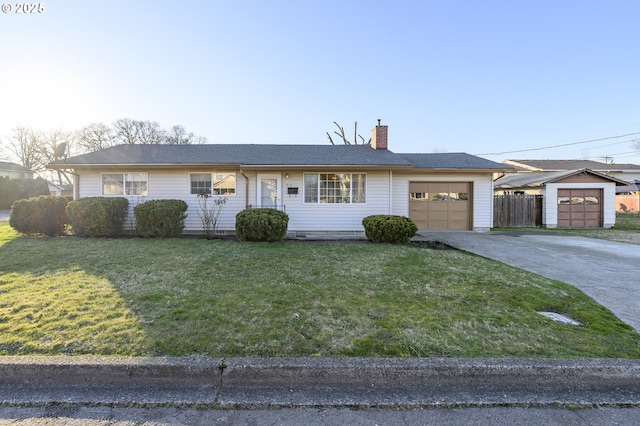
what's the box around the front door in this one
[257,174,281,208]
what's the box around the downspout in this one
[240,169,249,208]
[389,170,393,214]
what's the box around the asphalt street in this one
[3,406,640,426]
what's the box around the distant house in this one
[494,169,628,228]
[616,180,640,213]
[48,125,510,234]
[0,161,33,180]
[501,159,640,184]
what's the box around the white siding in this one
[280,171,390,232]
[544,182,617,228]
[76,169,246,233]
[392,173,495,231]
[76,169,393,233]
[75,168,497,233]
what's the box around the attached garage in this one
[409,182,472,230]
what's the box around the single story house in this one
[0,161,33,180]
[494,169,629,228]
[48,125,510,234]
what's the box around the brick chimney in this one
[371,120,388,150]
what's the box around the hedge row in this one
[9,199,417,244]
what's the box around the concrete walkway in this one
[420,231,640,332]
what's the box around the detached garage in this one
[494,169,628,229]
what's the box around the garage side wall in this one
[391,173,494,231]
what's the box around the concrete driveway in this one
[420,231,640,332]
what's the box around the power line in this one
[476,132,640,156]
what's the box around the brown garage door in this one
[557,188,602,228]
[409,182,471,230]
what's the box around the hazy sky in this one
[2,0,640,165]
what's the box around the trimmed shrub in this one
[235,208,289,242]
[9,196,70,236]
[362,215,418,244]
[66,197,129,237]
[134,199,188,238]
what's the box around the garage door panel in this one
[409,182,471,230]
[556,188,602,228]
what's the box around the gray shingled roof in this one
[50,144,412,167]
[49,144,508,170]
[494,169,629,189]
[399,153,510,169]
[0,161,31,172]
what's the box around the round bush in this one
[134,199,188,238]
[362,215,418,244]
[235,208,289,242]
[9,195,70,236]
[66,197,129,237]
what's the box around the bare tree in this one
[77,122,117,152]
[326,121,370,145]
[138,120,166,144]
[166,125,208,145]
[113,118,144,145]
[40,129,75,184]
[6,126,45,173]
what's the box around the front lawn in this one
[1,222,639,358]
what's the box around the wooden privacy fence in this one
[616,195,639,213]
[494,194,543,227]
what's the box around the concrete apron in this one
[1,356,639,406]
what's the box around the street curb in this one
[1,357,640,406]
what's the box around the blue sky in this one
[2,0,640,165]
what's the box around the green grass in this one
[1,221,639,358]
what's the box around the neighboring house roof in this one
[616,180,640,193]
[494,169,630,189]
[48,144,508,171]
[0,161,31,172]
[503,159,640,172]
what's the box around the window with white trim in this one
[303,173,366,203]
[190,172,236,195]
[102,173,148,196]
